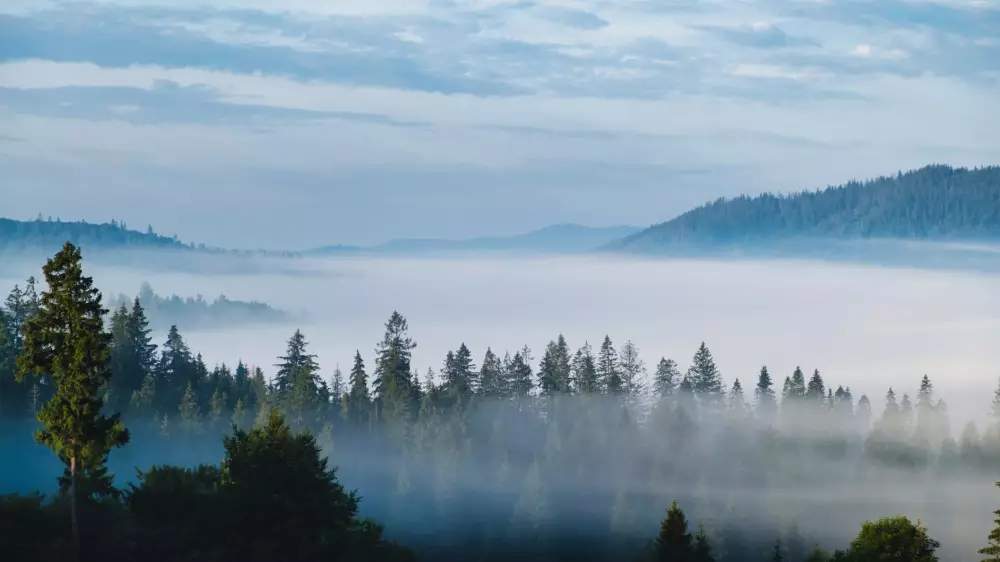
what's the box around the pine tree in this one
[129,372,157,420]
[330,366,344,405]
[16,242,130,556]
[597,335,623,395]
[344,351,370,427]
[654,358,681,399]
[729,378,747,415]
[771,538,784,562]
[572,342,600,394]
[688,342,724,406]
[979,481,1000,561]
[274,330,320,400]
[654,501,693,561]
[755,366,777,418]
[507,350,534,399]
[538,339,571,397]
[108,297,157,415]
[479,347,504,398]
[619,339,647,401]
[806,369,825,402]
[857,394,873,430]
[374,312,418,425]
[443,343,476,403]
[179,382,200,435]
[784,367,806,401]
[156,325,193,410]
[693,523,716,562]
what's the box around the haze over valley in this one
[3,0,1000,559]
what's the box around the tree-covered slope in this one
[0,217,189,253]
[610,165,1000,252]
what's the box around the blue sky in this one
[0,0,998,249]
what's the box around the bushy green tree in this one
[847,516,939,562]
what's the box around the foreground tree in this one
[653,501,693,561]
[16,242,130,559]
[847,516,939,562]
[980,481,1000,561]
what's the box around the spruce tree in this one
[692,523,716,562]
[619,340,647,401]
[344,350,371,427]
[374,311,418,425]
[507,350,534,399]
[654,358,680,399]
[806,369,825,402]
[479,347,504,398]
[729,378,747,415]
[655,501,693,561]
[979,481,1000,561]
[688,342,723,406]
[597,335,623,395]
[178,382,201,435]
[16,242,130,556]
[274,330,320,400]
[572,342,600,394]
[755,366,777,419]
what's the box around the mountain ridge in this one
[309,223,644,256]
[607,164,1000,253]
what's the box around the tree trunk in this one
[70,455,81,562]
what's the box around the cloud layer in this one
[0,0,998,248]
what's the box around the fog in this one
[3,252,1000,560]
[6,254,996,425]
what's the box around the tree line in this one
[4,242,1000,561]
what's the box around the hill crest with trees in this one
[609,164,1000,253]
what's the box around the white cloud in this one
[0,0,997,245]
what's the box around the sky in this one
[1,0,999,250]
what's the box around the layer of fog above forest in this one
[3,250,999,428]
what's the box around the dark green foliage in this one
[106,298,157,415]
[0,493,72,561]
[17,243,130,498]
[374,312,419,424]
[979,482,1000,561]
[846,516,939,562]
[614,165,1000,249]
[654,501,693,561]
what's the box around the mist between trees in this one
[3,248,1000,562]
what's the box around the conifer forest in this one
[4,243,1000,562]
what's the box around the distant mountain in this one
[608,165,1000,254]
[311,223,644,256]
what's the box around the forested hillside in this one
[612,165,1000,252]
[0,216,297,257]
[4,245,1000,561]
[106,281,290,330]
[0,217,189,253]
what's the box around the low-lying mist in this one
[6,254,991,423]
[3,251,1000,560]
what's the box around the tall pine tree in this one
[16,242,130,557]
